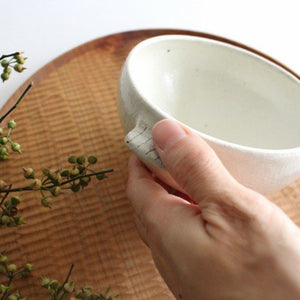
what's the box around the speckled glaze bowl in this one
[118,35,300,195]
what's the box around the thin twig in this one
[0,169,114,193]
[0,52,20,61]
[0,274,14,300]
[53,169,114,188]
[0,82,33,124]
[56,264,74,298]
[0,184,12,208]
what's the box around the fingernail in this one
[152,119,186,151]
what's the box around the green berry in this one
[10,196,21,206]
[11,142,22,153]
[14,53,21,59]
[48,170,58,181]
[0,284,9,293]
[60,169,69,177]
[76,155,85,165]
[0,180,6,189]
[71,183,80,192]
[41,276,51,288]
[64,282,74,293]
[1,72,9,82]
[96,173,105,180]
[13,63,24,73]
[8,119,16,129]
[0,255,8,263]
[75,291,85,298]
[16,56,25,64]
[50,186,61,197]
[5,67,12,75]
[88,156,97,164]
[7,264,17,272]
[14,215,25,225]
[24,263,33,272]
[49,279,60,290]
[55,173,62,185]
[1,60,9,68]
[22,167,34,179]
[0,137,8,144]
[68,155,77,164]
[80,176,90,187]
[70,167,80,177]
[8,294,18,300]
[31,179,42,189]
[0,147,8,155]
[1,215,10,225]
[41,196,53,208]
[0,154,9,161]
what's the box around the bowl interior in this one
[128,35,300,150]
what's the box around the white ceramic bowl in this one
[118,34,300,195]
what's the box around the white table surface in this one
[1,0,299,108]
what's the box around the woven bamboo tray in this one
[0,29,299,299]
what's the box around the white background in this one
[0,0,299,107]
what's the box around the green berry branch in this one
[0,53,26,82]
[41,265,117,300]
[0,53,116,299]
[0,153,113,226]
[0,118,21,162]
[0,252,32,300]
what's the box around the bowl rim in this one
[125,34,300,155]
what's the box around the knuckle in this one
[211,189,255,227]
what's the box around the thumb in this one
[152,119,239,202]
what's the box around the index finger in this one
[127,155,206,245]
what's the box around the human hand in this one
[127,119,300,300]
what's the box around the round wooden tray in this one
[1,29,300,299]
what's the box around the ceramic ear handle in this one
[125,119,164,168]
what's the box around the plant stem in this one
[0,185,12,208]
[6,129,11,138]
[0,169,114,193]
[0,53,20,61]
[0,82,33,124]
[54,169,113,188]
[56,264,74,298]
[58,291,67,300]
[0,275,14,300]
